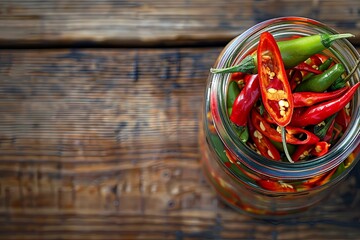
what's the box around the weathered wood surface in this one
[1,48,360,239]
[0,0,359,47]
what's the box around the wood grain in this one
[1,48,360,239]
[0,0,359,46]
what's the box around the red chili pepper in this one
[248,116,281,161]
[291,144,313,162]
[289,69,302,91]
[311,141,331,157]
[294,62,323,74]
[230,74,260,126]
[293,86,349,107]
[262,110,276,124]
[335,107,351,130]
[314,53,331,64]
[257,179,296,192]
[251,109,319,145]
[308,54,323,66]
[257,32,294,127]
[323,116,336,142]
[290,82,360,127]
[230,72,245,81]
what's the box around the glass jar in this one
[200,16,360,217]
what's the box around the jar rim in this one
[210,16,360,179]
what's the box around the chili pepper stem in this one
[322,33,354,48]
[343,58,360,82]
[281,127,294,163]
[210,55,255,74]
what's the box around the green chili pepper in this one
[313,114,337,139]
[227,81,240,108]
[302,57,333,81]
[330,59,360,90]
[294,63,345,92]
[231,124,249,143]
[210,33,353,74]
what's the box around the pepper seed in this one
[268,88,277,93]
[259,121,266,131]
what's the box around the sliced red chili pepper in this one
[251,109,319,145]
[308,54,323,66]
[257,32,294,127]
[230,74,260,126]
[290,82,360,127]
[293,86,349,107]
[294,62,323,74]
[257,179,296,192]
[248,116,281,161]
[311,141,331,157]
[291,144,314,162]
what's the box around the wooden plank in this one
[1,48,360,239]
[0,48,220,214]
[0,0,359,46]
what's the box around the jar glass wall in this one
[200,17,360,217]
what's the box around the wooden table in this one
[0,1,360,239]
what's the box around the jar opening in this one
[211,17,360,180]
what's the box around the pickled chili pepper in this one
[306,54,323,67]
[294,62,323,74]
[251,109,319,145]
[257,31,293,127]
[257,179,296,192]
[330,123,343,144]
[227,81,241,115]
[248,116,281,161]
[290,82,360,127]
[210,33,353,74]
[323,122,335,143]
[311,141,331,157]
[313,114,337,140]
[331,59,360,91]
[293,86,349,107]
[230,74,260,126]
[314,53,332,64]
[294,63,345,92]
[289,70,302,90]
[335,107,351,130]
[302,57,333,81]
[230,72,245,81]
[323,118,336,143]
[227,81,241,107]
[291,144,313,162]
[330,76,346,91]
